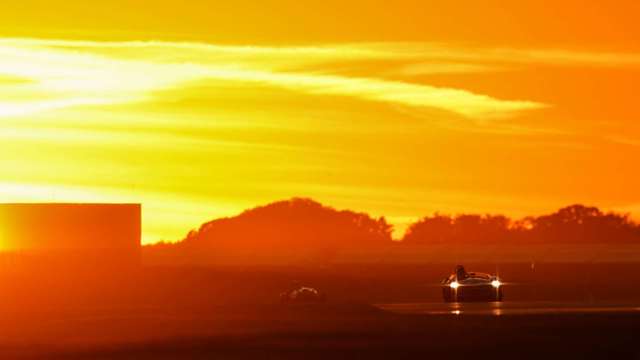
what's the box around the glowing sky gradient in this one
[1,1,639,243]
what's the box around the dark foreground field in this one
[0,263,638,359]
[9,305,640,359]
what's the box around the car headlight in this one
[491,280,501,288]
[450,281,460,289]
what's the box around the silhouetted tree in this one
[528,204,637,243]
[401,204,639,245]
[165,198,393,263]
[403,214,454,244]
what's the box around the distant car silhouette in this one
[280,286,327,304]
[441,265,503,302]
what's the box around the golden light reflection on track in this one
[375,302,640,316]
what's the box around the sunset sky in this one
[1,1,639,243]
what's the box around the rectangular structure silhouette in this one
[0,203,141,269]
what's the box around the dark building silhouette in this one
[0,203,141,269]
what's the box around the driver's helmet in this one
[455,265,468,280]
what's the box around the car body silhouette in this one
[441,266,503,302]
[280,286,327,304]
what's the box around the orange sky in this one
[0,1,639,243]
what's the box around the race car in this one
[280,286,327,304]
[441,265,503,302]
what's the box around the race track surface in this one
[375,301,640,316]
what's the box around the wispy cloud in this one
[391,62,503,76]
[9,38,640,68]
[606,136,640,147]
[355,43,640,68]
[0,38,552,120]
[2,38,637,122]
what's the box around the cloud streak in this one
[0,38,551,120]
[354,43,640,68]
[2,38,637,121]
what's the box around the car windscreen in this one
[468,273,491,280]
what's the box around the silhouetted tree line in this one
[402,204,640,244]
[146,201,640,262]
